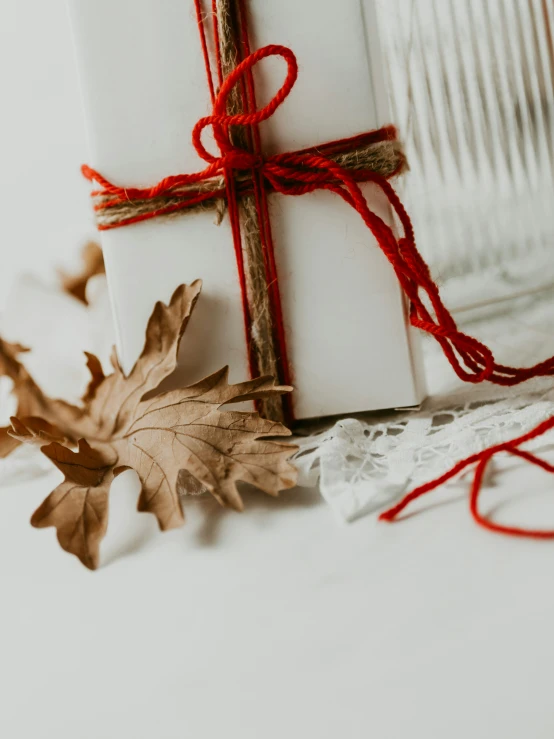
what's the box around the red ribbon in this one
[380,416,554,540]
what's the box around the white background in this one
[0,1,93,303]
[2,2,554,738]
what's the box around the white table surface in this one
[2,2,554,738]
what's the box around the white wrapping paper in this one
[67,0,425,419]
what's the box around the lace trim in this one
[294,288,554,521]
[294,389,554,522]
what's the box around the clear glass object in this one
[377,0,554,307]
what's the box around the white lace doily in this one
[294,287,554,521]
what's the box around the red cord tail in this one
[380,416,554,539]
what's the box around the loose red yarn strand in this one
[193,0,216,104]
[380,416,554,540]
[210,0,224,89]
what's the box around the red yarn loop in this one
[380,416,554,540]
[191,44,298,165]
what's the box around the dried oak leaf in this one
[0,340,66,456]
[0,339,80,457]
[0,241,105,452]
[10,281,297,569]
[59,241,105,304]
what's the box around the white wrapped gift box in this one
[67,0,425,420]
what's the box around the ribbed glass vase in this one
[377,0,554,308]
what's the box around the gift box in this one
[67,0,425,421]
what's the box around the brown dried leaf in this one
[0,340,42,411]
[0,339,50,456]
[59,242,105,304]
[125,367,296,527]
[81,352,105,403]
[0,427,21,458]
[31,440,114,570]
[0,341,89,455]
[81,280,203,436]
[9,416,69,447]
[9,281,297,569]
